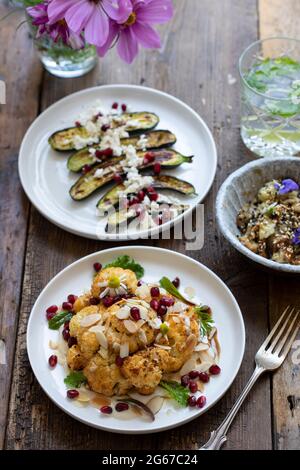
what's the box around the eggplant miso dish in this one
[49,100,197,232]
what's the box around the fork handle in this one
[199,365,265,450]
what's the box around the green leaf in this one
[160,381,189,407]
[104,255,144,279]
[64,371,87,389]
[195,306,214,337]
[48,310,73,330]
[159,277,195,306]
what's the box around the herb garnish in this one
[48,310,73,330]
[160,381,189,407]
[104,255,144,279]
[159,277,195,306]
[64,371,87,388]
[195,306,214,336]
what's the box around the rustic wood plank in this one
[5,0,272,450]
[0,3,43,449]
[259,0,300,451]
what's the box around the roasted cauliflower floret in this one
[73,293,92,313]
[67,344,87,370]
[91,267,138,299]
[84,353,131,396]
[121,347,169,395]
[69,306,103,360]
[160,308,199,373]
[104,299,158,354]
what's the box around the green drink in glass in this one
[239,37,300,157]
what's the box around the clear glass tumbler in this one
[239,37,300,158]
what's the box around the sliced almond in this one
[154,343,171,351]
[138,329,147,344]
[116,306,131,320]
[194,343,209,352]
[147,396,165,415]
[95,331,108,349]
[99,347,108,359]
[77,391,91,403]
[120,342,129,358]
[49,340,58,350]
[80,314,101,328]
[180,357,198,376]
[136,319,145,329]
[124,319,138,334]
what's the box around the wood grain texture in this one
[0,3,43,448]
[3,0,276,450]
[259,0,300,451]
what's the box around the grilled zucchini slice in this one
[70,150,193,201]
[67,130,177,173]
[49,112,159,151]
[97,175,196,211]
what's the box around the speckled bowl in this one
[216,157,300,274]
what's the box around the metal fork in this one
[200,306,300,450]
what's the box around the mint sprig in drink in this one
[239,38,300,157]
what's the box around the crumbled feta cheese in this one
[94,168,104,179]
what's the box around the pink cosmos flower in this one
[27,1,84,49]
[48,0,132,48]
[97,0,174,64]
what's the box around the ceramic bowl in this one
[216,157,300,274]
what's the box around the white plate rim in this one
[18,84,217,241]
[26,245,245,434]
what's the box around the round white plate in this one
[19,85,217,240]
[27,246,245,434]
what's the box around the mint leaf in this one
[160,381,189,407]
[104,255,144,279]
[195,306,214,336]
[159,277,195,306]
[64,371,87,389]
[48,310,73,330]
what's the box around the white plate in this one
[19,85,217,240]
[27,246,245,434]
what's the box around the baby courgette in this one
[70,150,193,201]
[106,205,189,232]
[67,130,177,173]
[49,112,160,152]
[97,175,196,211]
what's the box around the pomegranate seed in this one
[115,402,129,412]
[62,302,73,311]
[172,277,180,288]
[137,190,145,202]
[67,389,79,399]
[100,405,113,414]
[147,185,155,193]
[94,112,103,120]
[96,148,114,158]
[64,321,70,328]
[129,196,139,206]
[90,297,100,305]
[196,396,207,409]
[189,381,198,393]
[188,395,197,407]
[103,296,114,308]
[101,124,110,132]
[67,294,77,305]
[46,311,56,321]
[116,356,124,367]
[62,328,70,341]
[46,305,58,315]
[112,102,119,109]
[150,287,160,298]
[158,304,167,316]
[154,216,163,226]
[198,372,210,383]
[48,355,57,368]
[121,104,127,112]
[160,296,175,307]
[112,295,122,304]
[181,375,190,387]
[82,164,92,174]
[209,365,221,375]
[150,299,159,311]
[93,262,102,272]
[68,337,77,348]
[189,370,199,380]
[130,307,141,321]
[144,152,156,163]
[149,191,159,202]
[113,173,123,184]
[75,121,81,128]
[137,280,143,287]
[153,163,161,175]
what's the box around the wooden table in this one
[1,0,300,451]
